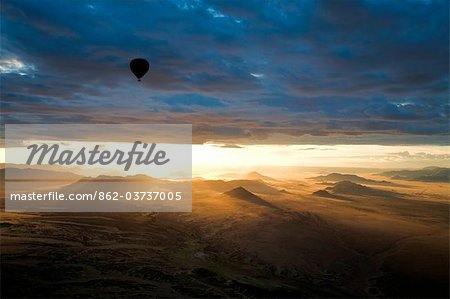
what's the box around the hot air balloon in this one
[130,58,149,81]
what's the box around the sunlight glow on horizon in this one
[2,143,449,178]
[192,144,450,177]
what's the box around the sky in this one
[0,0,449,168]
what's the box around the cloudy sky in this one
[1,0,449,149]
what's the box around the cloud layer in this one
[1,0,448,144]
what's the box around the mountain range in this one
[309,173,398,186]
[379,166,449,182]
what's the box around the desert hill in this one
[194,179,280,195]
[325,181,402,198]
[312,189,350,200]
[224,186,276,208]
[310,173,397,186]
[380,166,449,182]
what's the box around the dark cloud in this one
[0,0,448,144]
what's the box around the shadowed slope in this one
[224,187,277,209]
[312,189,351,201]
[326,181,402,198]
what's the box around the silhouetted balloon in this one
[130,58,149,81]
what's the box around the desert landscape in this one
[1,0,448,298]
[1,166,448,298]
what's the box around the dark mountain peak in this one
[326,180,370,194]
[225,186,255,197]
[334,180,366,188]
[326,181,402,198]
[224,187,276,208]
[310,173,400,187]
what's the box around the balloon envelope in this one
[130,58,149,81]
